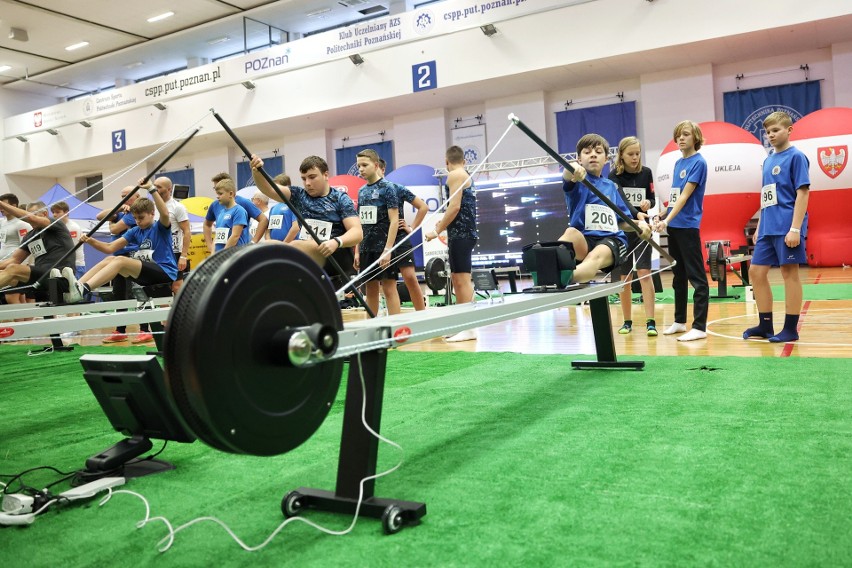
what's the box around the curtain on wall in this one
[334,141,394,176]
[556,101,637,164]
[236,156,284,189]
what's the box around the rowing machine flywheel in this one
[163,244,343,456]
[708,240,725,282]
[424,256,449,293]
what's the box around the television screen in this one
[172,184,190,200]
[81,354,195,443]
[472,175,568,268]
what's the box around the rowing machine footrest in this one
[522,241,575,287]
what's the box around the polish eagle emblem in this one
[818,146,847,179]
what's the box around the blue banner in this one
[160,168,196,197]
[723,81,821,149]
[556,101,636,167]
[236,156,283,189]
[335,141,394,176]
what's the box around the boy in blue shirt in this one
[266,174,300,243]
[203,172,268,253]
[211,178,248,252]
[63,186,177,302]
[654,120,709,342]
[557,134,650,284]
[743,111,810,343]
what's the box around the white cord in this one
[99,352,405,552]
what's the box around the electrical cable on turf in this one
[335,121,517,298]
[98,353,405,552]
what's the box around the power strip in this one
[60,477,125,500]
[0,477,125,526]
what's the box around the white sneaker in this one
[662,323,687,335]
[61,267,84,303]
[49,268,62,279]
[445,329,478,342]
[677,329,707,342]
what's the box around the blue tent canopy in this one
[37,184,104,221]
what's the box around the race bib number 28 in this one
[214,228,228,244]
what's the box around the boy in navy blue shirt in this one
[743,111,810,343]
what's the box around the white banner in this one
[451,124,488,166]
[5,0,589,137]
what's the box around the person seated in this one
[0,200,74,297]
[558,134,651,283]
[63,188,178,303]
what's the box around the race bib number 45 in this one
[668,186,681,205]
[584,203,617,233]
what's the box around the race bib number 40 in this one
[299,219,333,241]
[584,203,617,233]
[761,183,778,209]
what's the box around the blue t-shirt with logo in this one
[207,195,263,246]
[111,211,138,256]
[267,202,299,241]
[758,146,810,238]
[666,153,707,229]
[123,221,178,280]
[562,174,630,246]
[213,204,249,251]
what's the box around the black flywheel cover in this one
[163,244,344,456]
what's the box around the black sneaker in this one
[646,319,658,337]
[618,321,632,335]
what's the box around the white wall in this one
[3,0,852,203]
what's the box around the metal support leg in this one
[572,296,643,370]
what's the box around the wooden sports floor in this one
[4,267,850,359]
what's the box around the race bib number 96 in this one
[761,183,778,209]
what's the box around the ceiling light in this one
[80,120,93,128]
[125,61,144,69]
[154,103,167,111]
[16,135,28,143]
[207,36,230,45]
[8,27,28,42]
[307,8,332,17]
[65,41,90,51]
[242,80,256,90]
[147,12,175,23]
[0,65,11,73]
[349,54,365,66]
[47,128,60,136]
[480,24,498,37]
